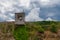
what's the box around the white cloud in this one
[0,1,12,8]
[25,8,44,21]
[40,0,50,6]
[6,20,15,22]
[19,0,30,8]
[46,17,53,21]
[0,0,17,14]
[40,0,60,7]
[6,18,15,22]
[0,0,59,21]
[9,13,14,17]
[0,14,8,21]
[0,0,19,21]
[46,13,55,17]
[45,17,57,21]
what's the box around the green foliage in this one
[37,21,51,25]
[37,26,44,33]
[50,23,58,33]
[13,26,29,40]
[0,21,60,40]
[42,25,50,31]
[33,24,44,33]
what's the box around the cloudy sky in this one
[0,0,60,22]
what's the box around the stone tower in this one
[15,12,25,25]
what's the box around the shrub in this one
[36,26,44,33]
[50,23,57,33]
[38,27,44,33]
[13,26,29,40]
[42,25,49,30]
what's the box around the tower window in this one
[19,16,22,21]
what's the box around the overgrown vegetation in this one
[13,25,29,40]
[0,21,60,40]
[50,23,58,33]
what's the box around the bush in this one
[42,25,49,30]
[36,26,44,33]
[13,26,29,40]
[50,23,57,33]
[38,27,44,33]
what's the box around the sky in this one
[0,0,60,22]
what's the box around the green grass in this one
[0,21,60,40]
[13,25,29,40]
[13,21,60,40]
[50,23,58,33]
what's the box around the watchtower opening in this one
[15,12,25,25]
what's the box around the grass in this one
[13,25,29,40]
[0,21,60,40]
[50,23,58,33]
[13,21,60,40]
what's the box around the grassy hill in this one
[0,21,60,40]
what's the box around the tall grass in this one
[0,21,60,40]
[13,25,29,40]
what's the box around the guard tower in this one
[15,12,25,25]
